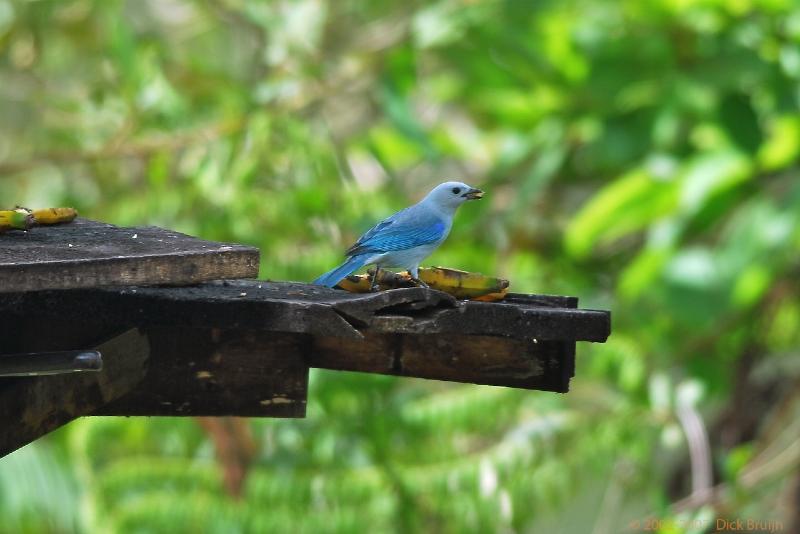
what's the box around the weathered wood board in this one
[0,218,259,292]
[0,281,610,342]
[94,327,309,419]
[0,215,613,459]
[0,329,150,457]
[0,325,310,456]
[1,280,609,396]
[310,334,576,392]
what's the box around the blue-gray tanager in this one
[313,181,484,289]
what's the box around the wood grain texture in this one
[94,327,308,419]
[0,218,259,292]
[0,329,149,457]
[310,333,574,391]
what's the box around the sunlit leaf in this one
[677,150,752,215]
[757,115,800,170]
[731,264,771,308]
[565,168,677,258]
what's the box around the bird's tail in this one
[313,255,369,288]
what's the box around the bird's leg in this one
[408,266,429,288]
[370,266,381,292]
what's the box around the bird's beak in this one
[462,188,484,200]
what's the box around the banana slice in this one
[31,207,78,225]
[337,267,509,301]
[0,207,78,233]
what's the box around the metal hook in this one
[0,350,102,377]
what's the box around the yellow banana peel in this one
[0,208,34,232]
[338,269,408,293]
[31,207,78,225]
[338,266,509,301]
[0,207,78,233]
[421,267,509,300]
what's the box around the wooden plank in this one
[502,293,578,308]
[0,329,149,457]
[0,281,610,342]
[365,302,610,341]
[95,327,308,418]
[1,319,308,419]
[0,279,607,449]
[0,218,259,292]
[0,325,309,457]
[310,333,574,392]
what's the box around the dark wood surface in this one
[0,324,310,456]
[0,329,150,456]
[310,334,575,391]
[0,218,259,292]
[94,327,308,419]
[1,280,606,398]
[1,224,611,457]
[0,280,610,342]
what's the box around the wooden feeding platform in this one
[0,218,610,457]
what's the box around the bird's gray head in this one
[423,181,484,210]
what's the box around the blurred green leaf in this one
[757,115,800,170]
[565,168,677,258]
[717,92,763,154]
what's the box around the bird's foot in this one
[410,277,429,289]
[369,267,382,292]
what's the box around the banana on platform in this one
[0,207,78,233]
[31,207,78,225]
[338,269,412,293]
[0,208,34,232]
[338,266,509,301]
[421,267,509,300]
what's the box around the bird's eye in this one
[451,187,461,194]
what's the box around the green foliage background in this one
[2,0,800,532]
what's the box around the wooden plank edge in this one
[0,248,260,293]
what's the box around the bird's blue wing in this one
[346,217,446,255]
[349,217,397,250]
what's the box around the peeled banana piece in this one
[338,266,509,301]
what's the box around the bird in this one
[313,181,484,289]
